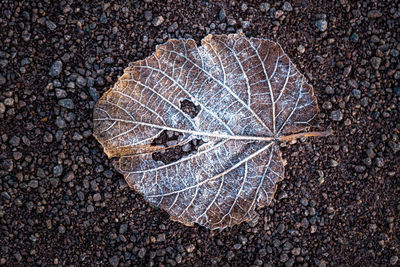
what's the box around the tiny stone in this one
[259,3,270,12]
[73,132,83,141]
[58,225,66,234]
[375,157,384,168]
[109,255,119,267]
[49,60,63,77]
[186,244,195,253]
[13,152,23,160]
[390,256,398,265]
[58,99,74,109]
[93,193,101,202]
[0,103,5,114]
[50,178,59,187]
[370,57,381,70]
[56,117,67,129]
[278,191,288,200]
[297,45,305,54]
[55,89,67,99]
[14,252,22,262]
[138,248,146,258]
[350,33,359,42]
[241,21,250,29]
[355,165,366,173]
[393,87,400,97]
[76,76,87,87]
[0,74,6,85]
[28,180,39,188]
[9,136,20,146]
[282,2,293,11]
[157,233,166,242]
[63,171,74,182]
[367,10,382,18]
[144,10,152,21]
[330,159,339,167]
[325,86,334,94]
[330,110,343,121]
[53,165,63,177]
[241,3,248,12]
[352,89,361,99]
[152,16,164,27]
[182,143,191,152]
[4,98,14,106]
[166,140,177,147]
[219,9,226,21]
[315,19,328,32]
[280,253,289,263]
[233,243,242,250]
[46,20,57,30]
[86,205,94,213]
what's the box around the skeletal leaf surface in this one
[93,33,320,229]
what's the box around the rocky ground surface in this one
[0,0,399,266]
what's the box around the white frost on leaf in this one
[93,33,321,230]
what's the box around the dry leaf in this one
[93,33,331,230]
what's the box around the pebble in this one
[28,180,39,188]
[315,19,328,32]
[152,16,164,27]
[352,89,361,99]
[63,171,74,182]
[325,86,334,94]
[390,256,398,265]
[297,45,305,54]
[394,87,400,96]
[259,3,270,12]
[0,103,5,114]
[49,60,63,77]
[185,244,195,253]
[9,136,20,146]
[282,2,293,12]
[280,253,289,263]
[53,165,63,177]
[58,99,75,109]
[144,10,152,21]
[367,10,382,18]
[0,74,6,85]
[330,110,343,121]
[370,57,381,70]
[375,157,384,168]
[138,248,146,258]
[56,117,67,128]
[93,193,101,202]
[355,165,366,173]
[109,255,119,267]
[46,20,57,31]
[55,89,67,99]
[216,9,225,21]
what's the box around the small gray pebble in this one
[144,10,152,21]
[282,2,293,11]
[46,20,57,30]
[330,110,343,121]
[58,99,74,109]
[315,19,328,32]
[49,60,63,77]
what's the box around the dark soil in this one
[1,0,399,266]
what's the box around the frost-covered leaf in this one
[93,33,330,230]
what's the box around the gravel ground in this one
[1,0,399,266]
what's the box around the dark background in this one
[0,0,399,266]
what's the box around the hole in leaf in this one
[180,99,200,118]
[151,130,204,164]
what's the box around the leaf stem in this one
[277,129,333,142]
